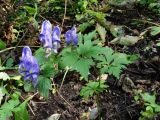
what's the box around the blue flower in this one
[39,20,61,55]
[65,26,78,46]
[19,46,40,86]
[52,26,61,53]
[39,20,52,48]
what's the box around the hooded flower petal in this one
[71,26,78,46]
[52,26,61,53]
[65,30,72,45]
[39,20,52,48]
[65,26,78,46]
[52,25,61,43]
[19,46,40,86]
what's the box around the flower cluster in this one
[39,20,78,54]
[19,46,40,87]
[39,20,61,55]
[65,25,78,46]
[19,20,78,86]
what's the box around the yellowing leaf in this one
[0,72,10,81]
[96,23,106,43]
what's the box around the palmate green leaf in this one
[97,47,134,79]
[6,58,14,68]
[35,48,46,65]
[0,39,6,50]
[150,26,160,36]
[13,92,35,120]
[83,30,96,42]
[61,51,79,68]
[80,80,108,98]
[72,58,94,80]
[141,93,156,104]
[13,101,29,120]
[0,93,20,120]
[38,76,52,98]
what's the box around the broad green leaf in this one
[24,6,36,15]
[24,81,34,92]
[13,101,29,120]
[97,47,133,79]
[80,80,108,98]
[35,48,46,65]
[150,26,160,36]
[0,72,10,81]
[79,21,94,32]
[0,39,6,50]
[0,97,20,120]
[13,93,34,120]
[73,58,94,80]
[61,51,79,68]
[38,76,52,98]
[6,58,14,68]
[141,93,156,104]
[110,35,140,46]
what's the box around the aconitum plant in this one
[19,46,40,86]
[65,26,78,46]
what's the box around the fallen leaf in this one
[96,23,106,43]
[110,25,125,37]
[47,113,61,120]
[110,35,140,46]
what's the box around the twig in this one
[61,0,67,30]
[59,67,69,92]
[57,91,72,107]
[51,77,72,107]
[20,92,39,116]
[0,46,40,54]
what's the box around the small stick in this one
[20,92,39,116]
[61,0,68,30]
[51,78,72,107]
[59,67,69,92]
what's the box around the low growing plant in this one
[134,90,160,120]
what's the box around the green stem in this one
[59,67,69,92]
[96,93,101,120]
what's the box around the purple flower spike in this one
[39,20,52,48]
[65,26,78,46]
[52,26,61,43]
[52,26,61,53]
[19,46,40,87]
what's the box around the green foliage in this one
[0,92,20,120]
[0,72,10,81]
[97,47,133,79]
[60,31,104,80]
[150,26,160,36]
[0,39,6,50]
[134,90,160,120]
[6,58,14,68]
[80,80,108,99]
[38,76,52,98]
